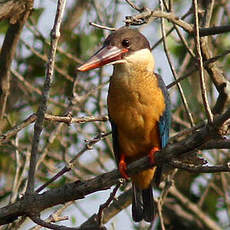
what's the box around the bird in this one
[77,27,171,222]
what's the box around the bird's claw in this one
[149,146,160,165]
[119,156,129,180]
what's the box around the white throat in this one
[114,48,155,73]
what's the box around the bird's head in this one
[77,27,154,72]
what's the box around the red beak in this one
[77,46,128,72]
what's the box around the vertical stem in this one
[159,0,195,127]
[193,0,213,123]
[0,4,33,123]
[26,0,67,194]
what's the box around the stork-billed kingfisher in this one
[78,27,171,222]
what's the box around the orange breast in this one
[108,71,165,157]
[108,69,166,189]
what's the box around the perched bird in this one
[78,27,170,222]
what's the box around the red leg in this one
[149,146,160,165]
[119,154,129,180]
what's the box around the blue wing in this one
[156,73,171,148]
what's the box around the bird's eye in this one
[122,39,130,48]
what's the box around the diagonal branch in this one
[0,0,34,123]
[169,186,221,230]
[193,0,213,123]
[124,3,230,37]
[25,0,66,194]
[159,0,195,127]
[80,189,132,228]
[0,107,230,225]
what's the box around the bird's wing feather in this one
[154,73,171,186]
[156,73,171,148]
[110,119,120,166]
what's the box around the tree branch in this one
[0,0,32,23]
[25,0,66,194]
[0,0,33,122]
[80,189,132,228]
[1,107,230,225]
[0,113,108,145]
[124,4,230,37]
[193,0,213,123]
[169,186,221,230]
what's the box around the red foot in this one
[119,154,129,180]
[149,146,160,165]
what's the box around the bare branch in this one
[200,24,230,36]
[0,0,32,23]
[97,180,123,226]
[30,215,80,230]
[30,202,71,230]
[81,189,132,228]
[169,186,222,230]
[125,4,230,37]
[20,39,74,82]
[1,107,230,225]
[125,0,144,12]
[26,0,66,194]
[159,1,195,126]
[44,114,108,124]
[0,0,33,122]
[0,113,108,145]
[125,9,193,32]
[36,132,111,193]
[193,0,213,123]
[0,113,37,144]
[170,160,230,173]
[89,22,116,31]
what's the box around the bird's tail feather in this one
[132,184,143,222]
[132,184,155,222]
[143,186,155,222]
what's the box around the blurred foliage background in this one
[0,0,230,229]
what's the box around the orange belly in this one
[108,71,165,189]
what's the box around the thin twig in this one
[44,113,108,124]
[11,68,69,109]
[124,5,230,37]
[169,160,230,173]
[26,0,67,194]
[193,0,213,123]
[157,201,166,230]
[9,134,21,203]
[30,215,80,230]
[0,2,33,121]
[198,180,212,207]
[89,22,116,31]
[30,202,72,230]
[81,188,132,228]
[169,186,221,230]
[125,9,193,32]
[36,132,111,193]
[0,113,37,144]
[0,113,108,145]
[159,0,195,126]
[220,173,230,219]
[167,49,230,89]
[26,21,82,64]
[173,25,195,58]
[204,0,215,27]
[151,7,192,50]
[20,39,74,82]
[97,180,123,226]
[125,0,143,12]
